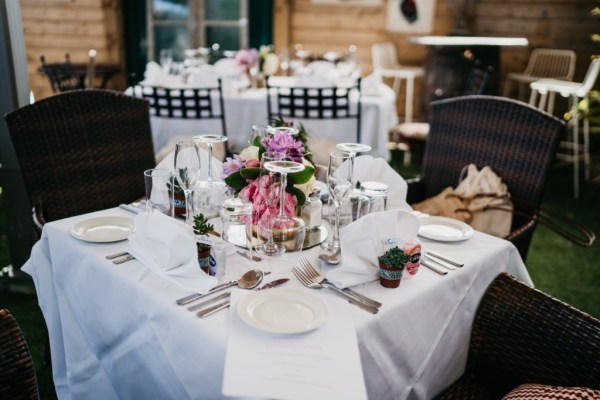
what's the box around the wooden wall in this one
[21,0,124,100]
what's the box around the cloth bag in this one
[413,164,513,238]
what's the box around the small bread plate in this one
[70,216,134,243]
[418,216,474,242]
[238,288,328,334]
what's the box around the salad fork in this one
[299,258,382,309]
[291,267,379,314]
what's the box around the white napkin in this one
[353,155,411,211]
[360,71,382,96]
[143,61,178,87]
[326,210,420,288]
[187,65,219,88]
[127,212,216,293]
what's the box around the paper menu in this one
[222,290,367,400]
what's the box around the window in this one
[147,0,248,62]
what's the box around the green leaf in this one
[239,167,261,180]
[287,186,306,206]
[287,165,315,184]
[224,171,246,189]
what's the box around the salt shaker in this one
[301,187,323,230]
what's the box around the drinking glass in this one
[321,151,353,254]
[174,140,202,225]
[256,151,286,256]
[262,160,306,254]
[144,168,172,215]
[360,181,388,214]
[221,198,253,249]
[159,49,173,73]
[193,134,228,219]
[267,126,299,137]
[336,142,372,223]
[250,124,269,145]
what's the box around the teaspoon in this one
[176,269,264,305]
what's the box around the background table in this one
[23,207,530,399]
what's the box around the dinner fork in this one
[292,267,379,314]
[299,258,382,309]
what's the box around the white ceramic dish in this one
[418,216,474,242]
[237,288,328,334]
[70,216,134,243]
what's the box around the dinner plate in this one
[70,216,135,243]
[418,216,474,242]
[237,288,328,334]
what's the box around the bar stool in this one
[529,58,600,199]
[372,42,424,123]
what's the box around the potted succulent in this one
[167,169,187,217]
[193,213,214,274]
[378,247,408,288]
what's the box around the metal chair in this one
[529,58,600,199]
[266,76,362,142]
[38,53,81,93]
[371,42,424,123]
[435,273,600,399]
[406,96,565,262]
[4,89,156,236]
[503,48,576,101]
[0,309,40,400]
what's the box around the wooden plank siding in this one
[21,0,124,100]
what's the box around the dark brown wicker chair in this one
[0,309,40,400]
[266,77,362,142]
[4,89,156,236]
[435,273,600,399]
[406,95,565,261]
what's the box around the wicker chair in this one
[4,89,156,236]
[435,273,600,399]
[0,309,40,400]
[266,77,362,142]
[406,96,565,261]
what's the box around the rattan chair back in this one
[419,95,564,259]
[266,77,362,142]
[4,89,156,234]
[436,273,600,399]
[0,309,39,400]
[38,54,83,93]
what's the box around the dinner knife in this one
[187,291,231,312]
[426,250,464,267]
[424,254,456,270]
[197,301,230,318]
[257,278,289,290]
[421,259,448,275]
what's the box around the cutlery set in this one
[421,250,464,275]
[105,251,135,264]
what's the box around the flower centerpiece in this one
[222,126,315,227]
[235,45,279,87]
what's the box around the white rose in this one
[239,146,260,161]
[262,54,280,76]
[294,175,316,198]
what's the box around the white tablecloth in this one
[23,208,530,399]
[135,84,397,160]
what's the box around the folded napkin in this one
[353,155,410,211]
[128,212,216,293]
[360,72,382,96]
[326,210,420,288]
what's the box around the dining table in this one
[22,166,531,400]
[130,76,398,160]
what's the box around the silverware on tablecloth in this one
[176,270,267,305]
[426,250,463,267]
[119,203,144,214]
[188,291,231,312]
[257,278,289,290]
[106,251,129,260]
[113,254,135,264]
[299,258,382,308]
[423,254,456,270]
[292,267,379,314]
[237,250,262,262]
[420,259,448,275]
[197,300,230,318]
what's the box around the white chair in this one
[504,48,576,102]
[371,42,424,123]
[529,58,600,199]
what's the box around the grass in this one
[1,152,599,398]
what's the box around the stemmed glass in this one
[256,152,286,256]
[193,134,228,185]
[174,140,202,225]
[193,134,228,218]
[262,160,306,254]
[336,142,372,221]
[267,126,299,137]
[249,124,269,145]
[321,151,353,254]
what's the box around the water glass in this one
[144,169,172,215]
[159,49,173,73]
[220,198,253,249]
[360,181,388,214]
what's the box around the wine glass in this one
[193,134,228,218]
[267,126,299,137]
[261,160,306,254]
[174,140,202,225]
[159,49,173,74]
[256,151,286,256]
[336,142,372,222]
[249,124,269,145]
[193,134,228,185]
[321,151,353,254]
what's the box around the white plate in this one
[237,288,328,334]
[418,216,474,242]
[70,216,134,243]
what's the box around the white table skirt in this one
[143,85,398,160]
[23,208,530,400]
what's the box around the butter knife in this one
[421,259,448,275]
[188,291,231,312]
[426,250,464,267]
[197,301,230,318]
[424,254,456,270]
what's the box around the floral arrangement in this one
[222,127,315,224]
[235,45,279,76]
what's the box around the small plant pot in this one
[379,261,403,288]
[171,193,186,217]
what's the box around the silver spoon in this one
[319,253,341,265]
[176,269,264,305]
